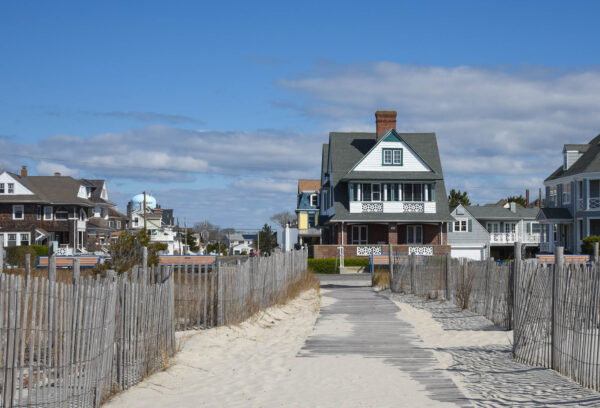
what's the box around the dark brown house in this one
[0,167,115,254]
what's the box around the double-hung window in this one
[7,234,17,247]
[453,219,467,232]
[310,194,318,207]
[19,233,29,246]
[549,186,557,206]
[43,206,53,220]
[0,183,4,193]
[7,183,14,194]
[562,183,571,204]
[382,148,403,166]
[371,184,381,201]
[12,205,24,220]
[406,225,423,244]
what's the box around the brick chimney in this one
[375,110,397,140]
[20,165,27,178]
[525,189,530,208]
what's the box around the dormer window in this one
[310,194,319,206]
[382,148,403,166]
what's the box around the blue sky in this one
[2,1,600,228]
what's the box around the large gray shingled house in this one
[313,110,453,258]
[539,134,600,254]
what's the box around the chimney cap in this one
[375,110,398,117]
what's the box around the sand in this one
[105,287,461,407]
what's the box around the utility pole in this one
[143,191,147,232]
[184,218,188,255]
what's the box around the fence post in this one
[72,258,80,284]
[594,242,599,264]
[142,246,148,276]
[25,253,31,285]
[445,254,451,300]
[511,241,522,331]
[217,261,224,326]
[552,246,563,370]
[410,252,415,293]
[48,242,57,282]
[0,235,3,274]
[388,243,393,282]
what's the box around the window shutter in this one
[527,223,531,233]
[349,183,354,202]
[468,220,472,232]
[448,222,453,232]
[430,184,435,201]
[500,223,504,233]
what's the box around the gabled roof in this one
[345,129,435,177]
[0,172,96,206]
[537,207,572,221]
[546,134,600,181]
[80,179,116,206]
[326,131,452,222]
[465,205,539,220]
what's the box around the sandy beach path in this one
[105,275,470,407]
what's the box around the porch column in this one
[586,179,590,210]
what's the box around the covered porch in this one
[313,221,450,258]
[538,208,575,253]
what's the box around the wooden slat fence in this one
[391,255,512,329]
[173,248,308,330]
[514,260,600,391]
[0,247,308,406]
[391,248,600,392]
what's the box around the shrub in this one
[30,245,49,257]
[582,236,600,255]
[307,258,370,274]
[5,246,38,268]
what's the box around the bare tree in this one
[270,211,296,228]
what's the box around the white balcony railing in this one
[490,232,540,245]
[350,201,435,214]
[490,232,516,244]
[590,197,600,209]
[523,233,541,244]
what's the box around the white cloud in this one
[35,161,79,177]
[2,125,323,182]
[278,62,600,203]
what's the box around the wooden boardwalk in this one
[300,277,472,407]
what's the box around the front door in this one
[351,225,368,244]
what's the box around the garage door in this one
[451,248,483,261]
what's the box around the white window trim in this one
[7,183,14,194]
[453,219,468,232]
[12,205,24,220]
[43,206,53,221]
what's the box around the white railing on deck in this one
[590,197,600,209]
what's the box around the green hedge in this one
[30,245,49,257]
[582,236,600,255]
[4,246,38,268]
[308,258,370,274]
